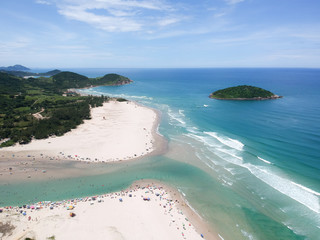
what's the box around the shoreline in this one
[0,180,218,240]
[0,100,167,164]
[0,91,217,239]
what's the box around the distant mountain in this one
[0,69,61,77]
[0,64,30,71]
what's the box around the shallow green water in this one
[0,155,305,240]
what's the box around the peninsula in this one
[0,71,132,147]
[209,85,282,100]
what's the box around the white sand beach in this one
[0,100,164,163]
[0,101,217,240]
[0,182,216,240]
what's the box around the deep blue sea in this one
[2,68,320,240]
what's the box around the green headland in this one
[0,70,132,147]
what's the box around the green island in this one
[0,70,132,147]
[209,85,282,100]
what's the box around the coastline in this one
[0,181,218,240]
[0,100,166,164]
[0,89,217,239]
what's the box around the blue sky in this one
[0,0,319,68]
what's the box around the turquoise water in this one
[1,68,320,239]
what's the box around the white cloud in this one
[54,0,176,32]
[35,0,51,5]
[158,17,180,27]
[225,0,245,5]
[58,5,142,32]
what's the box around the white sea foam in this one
[186,127,198,134]
[220,177,233,186]
[116,94,153,101]
[258,156,272,164]
[213,148,243,165]
[279,207,287,213]
[244,163,320,213]
[224,167,237,175]
[81,89,154,101]
[241,229,255,240]
[178,189,186,197]
[168,108,186,125]
[291,182,320,196]
[218,234,225,240]
[178,109,185,117]
[129,95,153,100]
[204,132,244,151]
[184,127,320,214]
[177,189,203,219]
[156,125,164,137]
[186,133,227,157]
[185,132,243,166]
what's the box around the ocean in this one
[1,68,320,240]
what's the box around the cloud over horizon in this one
[0,0,319,68]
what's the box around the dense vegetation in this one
[210,85,280,100]
[52,71,132,89]
[0,70,131,147]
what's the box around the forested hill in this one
[209,85,282,100]
[0,71,130,147]
[52,71,132,89]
